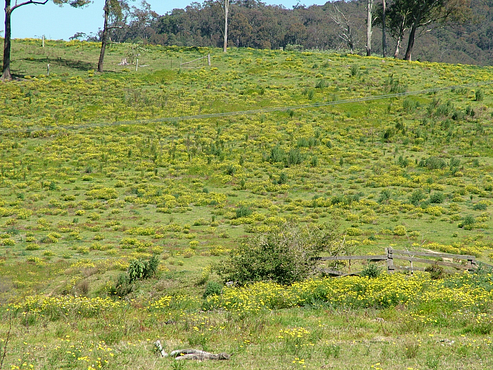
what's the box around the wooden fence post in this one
[386,247,394,273]
[208,54,211,66]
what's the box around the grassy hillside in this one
[1,39,493,369]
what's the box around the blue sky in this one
[9,0,328,41]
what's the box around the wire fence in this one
[1,79,492,136]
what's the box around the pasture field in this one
[1,39,493,369]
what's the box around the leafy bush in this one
[111,256,159,297]
[346,227,363,236]
[203,281,223,299]
[378,189,392,204]
[315,79,328,89]
[360,263,381,278]
[403,98,417,113]
[475,89,484,102]
[473,202,488,211]
[397,155,409,167]
[393,225,407,236]
[350,65,359,77]
[425,263,446,280]
[277,172,288,185]
[409,189,426,206]
[268,145,285,163]
[429,192,445,204]
[236,205,252,218]
[112,273,133,297]
[285,44,304,51]
[128,255,159,283]
[419,156,447,170]
[458,215,476,229]
[216,223,338,286]
[285,149,304,166]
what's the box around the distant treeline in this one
[88,0,493,66]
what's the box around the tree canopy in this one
[103,0,482,64]
[385,0,472,60]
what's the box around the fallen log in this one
[154,340,231,360]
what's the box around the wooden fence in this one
[314,247,490,276]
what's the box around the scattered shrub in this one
[378,189,392,204]
[473,202,488,211]
[419,156,447,170]
[459,215,476,229]
[360,263,381,278]
[349,65,359,77]
[393,225,407,236]
[425,263,446,280]
[409,190,426,206]
[475,89,484,102]
[128,255,159,284]
[112,273,133,297]
[429,192,445,204]
[216,223,338,286]
[236,205,252,218]
[203,281,223,299]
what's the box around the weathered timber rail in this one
[315,247,493,276]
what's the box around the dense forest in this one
[82,0,493,65]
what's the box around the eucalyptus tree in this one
[402,0,471,61]
[98,0,132,72]
[223,0,229,52]
[374,0,413,58]
[366,0,374,56]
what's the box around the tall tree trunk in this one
[223,0,229,53]
[394,37,401,59]
[404,22,417,61]
[382,0,386,57]
[366,0,373,56]
[98,0,110,73]
[2,0,12,81]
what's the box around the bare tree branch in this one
[12,0,48,12]
[328,4,356,53]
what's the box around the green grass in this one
[1,39,493,368]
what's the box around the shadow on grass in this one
[20,56,96,71]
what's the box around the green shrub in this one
[403,98,417,113]
[315,79,328,89]
[203,281,223,299]
[475,89,484,102]
[346,227,363,236]
[310,156,318,167]
[285,149,304,166]
[425,263,446,280]
[268,145,285,163]
[128,255,159,283]
[236,205,252,218]
[429,192,445,204]
[378,189,392,204]
[393,225,407,236]
[216,223,338,286]
[25,243,40,250]
[277,172,288,185]
[350,65,359,77]
[111,273,133,297]
[397,155,409,167]
[420,156,447,170]
[473,202,488,211]
[360,263,381,278]
[459,215,476,229]
[409,189,426,206]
